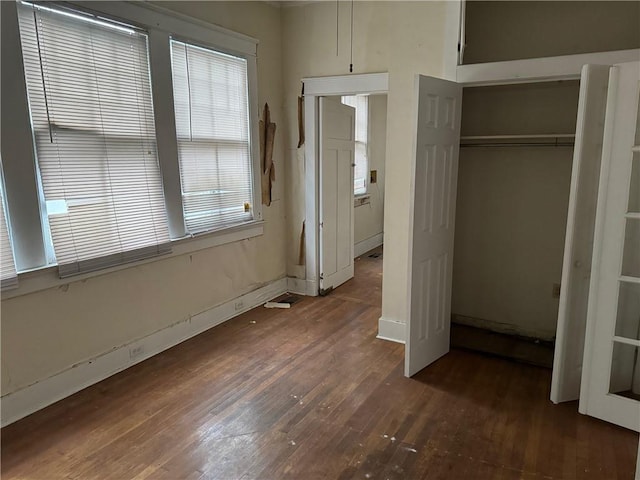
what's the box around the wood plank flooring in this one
[2,248,638,479]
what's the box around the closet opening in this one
[451,80,580,367]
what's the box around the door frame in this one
[452,53,636,389]
[302,72,389,296]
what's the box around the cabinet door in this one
[579,61,640,432]
[551,65,610,404]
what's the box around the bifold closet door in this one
[405,75,462,377]
[579,61,640,432]
[551,65,610,404]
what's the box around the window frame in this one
[17,3,174,277]
[0,167,19,289]
[169,37,257,235]
[0,0,263,296]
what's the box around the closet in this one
[451,1,640,432]
[451,63,640,433]
[452,80,579,362]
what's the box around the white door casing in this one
[319,97,355,293]
[551,64,611,404]
[579,61,640,432]
[636,435,640,480]
[405,75,462,377]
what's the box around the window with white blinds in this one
[341,95,369,195]
[17,2,171,277]
[171,40,254,234]
[0,179,18,290]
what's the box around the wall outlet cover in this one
[129,345,144,360]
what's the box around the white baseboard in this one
[286,277,317,297]
[354,233,383,258]
[1,278,290,427]
[305,278,318,297]
[377,316,405,344]
[286,277,308,296]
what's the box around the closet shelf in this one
[460,134,575,148]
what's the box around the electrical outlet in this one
[235,300,244,311]
[552,283,561,299]
[129,345,144,360]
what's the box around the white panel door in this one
[405,75,462,377]
[551,64,611,404]
[319,97,355,293]
[580,61,640,432]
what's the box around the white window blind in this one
[341,95,368,195]
[170,40,254,234]
[17,2,171,278]
[0,179,18,290]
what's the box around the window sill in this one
[354,194,371,207]
[2,220,264,300]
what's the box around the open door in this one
[579,61,640,432]
[551,65,610,404]
[319,97,355,294]
[405,75,462,377]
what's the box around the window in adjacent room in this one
[341,95,368,195]
[17,2,171,277]
[170,40,255,234]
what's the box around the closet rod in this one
[460,134,575,141]
[460,142,574,148]
[460,134,575,148]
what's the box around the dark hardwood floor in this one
[2,248,638,479]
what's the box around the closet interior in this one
[451,80,580,365]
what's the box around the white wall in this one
[354,94,387,248]
[282,1,449,327]
[0,1,286,398]
[453,148,573,339]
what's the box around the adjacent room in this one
[1,1,639,478]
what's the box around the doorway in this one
[301,73,389,301]
[325,93,387,307]
[340,94,387,262]
[451,80,580,369]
